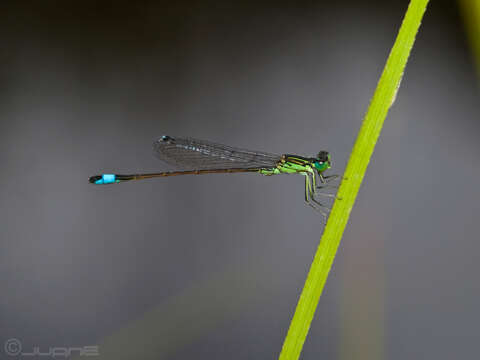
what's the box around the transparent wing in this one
[153,136,282,170]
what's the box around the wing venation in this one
[153,136,281,170]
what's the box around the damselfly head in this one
[313,151,331,172]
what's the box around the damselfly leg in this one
[304,173,331,220]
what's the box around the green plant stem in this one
[458,0,480,78]
[279,1,429,359]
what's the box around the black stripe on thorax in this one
[283,154,314,165]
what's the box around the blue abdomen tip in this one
[95,174,116,184]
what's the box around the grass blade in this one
[458,0,480,78]
[279,1,430,359]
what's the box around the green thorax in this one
[259,154,329,175]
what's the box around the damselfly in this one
[89,136,337,217]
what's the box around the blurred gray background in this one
[1,0,479,359]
